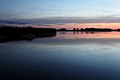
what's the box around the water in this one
[1,32,120,80]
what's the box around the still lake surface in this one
[1,32,120,80]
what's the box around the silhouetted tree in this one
[58,28,67,31]
[77,28,79,31]
[73,28,76,31]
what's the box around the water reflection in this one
[0,33,56,43]
[1,31,120,43]
[57,31,120,39]
[0,31,120,43]
[1,32,120,80]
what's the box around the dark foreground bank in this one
[0,26,56,43]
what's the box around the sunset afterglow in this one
[34,23,120,30]
[1,0,120,29]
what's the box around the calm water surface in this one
[1,32,120,80]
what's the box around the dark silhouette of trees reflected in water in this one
[0,26,56,43]
[58,28,118,32]
[73,28,112,32]
[1,26,120,43]
[58,28,117,35]
[58,31,108,34]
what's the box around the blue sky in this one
[1,0,120,23]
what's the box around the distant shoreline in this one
[57,30,117,32]
[1,26,120,43]
[57,28,120,32]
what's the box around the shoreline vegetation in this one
[0,26,56,43]
[1,25,120,43]
[58,28,120,32]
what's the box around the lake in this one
[1,31,120,80]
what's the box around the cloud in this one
[1,14,120,26]
[23,15,120,24]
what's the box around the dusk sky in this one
[1,0,120,29]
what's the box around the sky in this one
[1,0,120,29]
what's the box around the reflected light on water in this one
[56,31,120,39]
[1,31,120,80]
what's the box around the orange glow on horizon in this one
[34,23,120,30]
